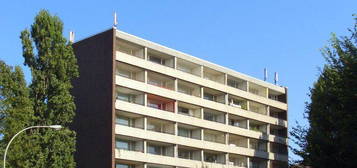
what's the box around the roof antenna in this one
[69,31,75,43]
[274,72,279,85]
[264,68,268,81]
[113,12,118,29]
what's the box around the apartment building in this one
[72,28,288,168]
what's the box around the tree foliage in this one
[0,10,78,168]
[0,61,35,167]
[290,16,357,168]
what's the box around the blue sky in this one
[1,0,356,161]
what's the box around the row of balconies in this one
[116,38,287,103]
[116,86,287,138]
[116,110,288,155]
[116,62,287,121]
[116,159,288,168]
[116,160,288,168]
[116,136,265,168]
[115,135,288,168]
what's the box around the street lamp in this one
[3,125,63,168]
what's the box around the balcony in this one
[147,94,175,112]
[147,71,175,90]
[147,49,174,68]
[204,150,226,164]
[116,62,145,82]
[229,114,248,129]
[115,136,144,152]
[270,106,287,120]
[116,111,144,129]
[115,152,176,168]
[270,160,288,168]
[177,80,201,97]
[177,123,201,140]
[176,58,201,77]
[203,67,225,84]
[227,75,247,91]
[204,129,225,144]
[116,38,144,59]
[147,117,175,135]
[248,83,267,98]
[249,101,267,115]
[203,87,226,104]
[249,120,267,134]
[147,164,174,168]
[270,142,288,155]
[203,108,226,124]
[249,139,267,152]
[229,154,248,168]
[228,134,248,148]
[177,102,201,118]
[249,158,268,168]
[228,95,248,110]
[116,86,144,105]
[268,89,286,103]
[115,160,142,168]
[249,120,268,134]
[177,145,201,161]
[147,141,174,157]
[270,125,287,138]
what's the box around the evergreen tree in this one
[18,9,79,168]
[290,16,357,168]
[0,61,35,168]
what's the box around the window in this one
[178,85,192,95]
[178,107,189,115]
[148,102,160,109]
[147,122,162,132]
[204,93,216,101]
[178,150,192,159]
[116,116,131,126]
[204,112,216,122]
[268,94,278,100]
[230,120,240,127]
[148,79,162,87]
[117,69,132,78]
[116,164,134,168]
[148,145,163,155]
[177,65,191,73]
[250,88,259,95]
[116,140,130,150]
[149,55,164,65]
[227,79,239,88]
[117,93,136,103]
[205,154,218,162]
[178,127,191,138]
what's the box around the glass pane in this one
[149,56,162,64]
[116,117,130,126]
[116,140,129,150]
[178,107,189,115]
[117,93,129,101]
[116,164,131,168]
[178,128,190,137]
[148,145,161,155]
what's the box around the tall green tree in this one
[290,16,357,168]
[18,9,78,168]
[0,61,35,168]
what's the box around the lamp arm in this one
[3,126,55,168]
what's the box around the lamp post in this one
[3,125,63,168]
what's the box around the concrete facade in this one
[72,28,288,168]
